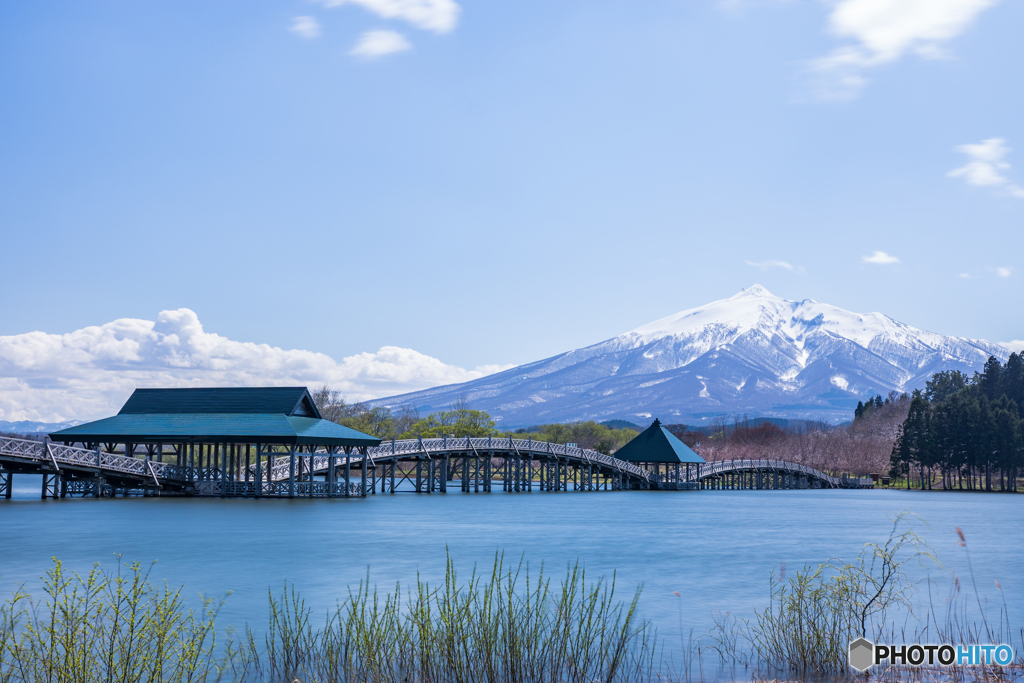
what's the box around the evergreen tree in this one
[891,356,1023,492]
[978,356,1005,401]
[1004,353,1024,407]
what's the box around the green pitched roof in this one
[50,387,379,447]
[119,387,321,418]
[613,418,705,464]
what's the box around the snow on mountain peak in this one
[370,287,1009,425]
[731,284,774,299]
[630,285,884,347]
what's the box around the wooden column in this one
[255,444,262,497]
[345,447,352,497]
[288,446,296,498]
[360,447,368,497]
[328,451,336,497]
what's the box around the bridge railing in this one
[256,437,652,483]
[687,459,840,487]
[1,436,186,482]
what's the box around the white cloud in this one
[1001,340,1024,353]
[862,250,900,265]
[350,29,412,58]
[0,309,511,423]
[996,267,1012,277]
[315,0,460,34]
[290,16,321,39]
[808,0,1001,100]
[948,138,1024,198]
[744,260,804,272]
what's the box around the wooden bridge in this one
[669,458,872,490]
[1,435,870,499]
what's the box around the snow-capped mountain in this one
[369,285,1009,425]
[0,420,82,435]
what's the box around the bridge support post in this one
[288,447,296,499]
[360,448,368,497]
[440,457,447,494]
[2,471,11,499]
[220,444,227,498]
[258,444,267,497]
[328,453,336,497]
[345,448,352,497]
[41,473,60,500]
[308,454,315,499]
[484,455,492,492]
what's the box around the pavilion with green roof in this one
[50,387,381,498]
[614,418,705,487]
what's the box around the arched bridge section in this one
[262,436,655,494]
[2,436,872,498]
[663,459,871,490]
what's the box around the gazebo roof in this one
[613,418,705,464]
[50,387,381,447]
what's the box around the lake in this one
[2,476,1021,670]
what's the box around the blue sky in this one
[1,0,1022,420]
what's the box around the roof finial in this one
[652,418,661,427]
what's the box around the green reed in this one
[0,553,656,683]
[0,558,229,683]
[709,511,936,676]
[232,551,657,683]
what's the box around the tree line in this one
[310,386,638,455]
[682,397,910,477]
[890,353,1024,491]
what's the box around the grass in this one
[702,514,1024,682]
[0,558,228,683]
[0,553,656,683]
[2,517,1021,683]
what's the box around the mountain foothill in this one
[370,285,1010,427]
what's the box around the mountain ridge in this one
[367,286,1009,425]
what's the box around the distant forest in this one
[665,397,910,478]
[890,353,1023,491]
[310,387,639,456]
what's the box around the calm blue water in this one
[2,475,1022,660]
